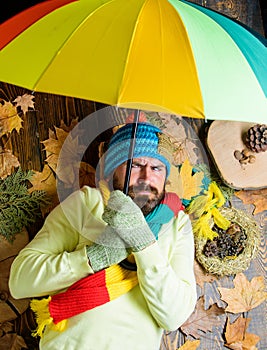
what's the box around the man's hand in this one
[86,227,129,272]
[102,190,156,252]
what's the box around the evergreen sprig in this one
[0,168,49,242]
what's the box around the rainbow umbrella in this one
[0,0,267,122]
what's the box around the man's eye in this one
[131,163,140,168]
[152,166,162,171]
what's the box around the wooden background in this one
[0,0,266,349]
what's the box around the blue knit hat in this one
[103,123,173,178]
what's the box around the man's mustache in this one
[128,185,158,196]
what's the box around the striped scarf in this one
[31,192,183,337]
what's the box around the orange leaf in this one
[235,189,267,215]
[225,316,250,344]
[218,273,267,313]
[225,321,260,350]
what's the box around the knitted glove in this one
[86,227,129,272]
[102,190,156,252]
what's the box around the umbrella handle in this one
[123,110,140,194]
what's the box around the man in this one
[9,122,197,350]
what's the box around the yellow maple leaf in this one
[0,101,23,137]
[218,273,267,314]
[13,94,35,114]
[179,159,204,200]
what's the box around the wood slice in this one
[206,120,267,190]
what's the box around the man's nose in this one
[137,166,151,184]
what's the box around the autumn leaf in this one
[42,127,69,155]
[180,297,225,338]
[0,149,20,179]
[59,118,79,132]
[13,93,35,114]
[79,162,96,188]
[218,273,267,314]
[42,125,86,186]
[0,333,27,350]
[0,101,23,137]
[178,159,204,200]
[178,340,200,350]
[29,165,58,213]
[225,316,250,344]
[166,165,183,198]
[235,189,267,215]
[159,114,198,165]
[225,316,260,350]
[173,139,198,165]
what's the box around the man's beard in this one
[113,177,165,216]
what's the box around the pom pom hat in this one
[104,123,173,179]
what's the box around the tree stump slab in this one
[206,120,267,190]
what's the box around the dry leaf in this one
[235,189,267,215]
[42,127,69,155]
[218,273,267,314]
[178,340,201,350]
[173,139,198,165]
[159,114,186,140]
[159,114,198,165]
[0,101,23,137]
[29,165,58,212]
[180,297,224,338]
[59,118,79,132]
[194,260,217,289]
[225,316,250,344]
[0,149,20,179]
[79,162,96,188]
[226,333,260,350]
[166,165,183,198]
[13,93,35,114]
[179,159,204,200]
[42,126,86,186]
[0,333,27,350]
[225,317,260,350]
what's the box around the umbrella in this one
[0,0,267,122]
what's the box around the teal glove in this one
[102,190,156,252]
[86,227,128,272]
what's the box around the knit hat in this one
[103,123,173,178]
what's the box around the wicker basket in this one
[194,207,261,276]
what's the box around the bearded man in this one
[9,122,197,350]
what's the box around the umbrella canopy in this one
[0,0,267,122]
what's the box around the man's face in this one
[112,157,166,215]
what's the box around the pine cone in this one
[246,124,267,153]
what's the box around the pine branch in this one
[0,168,49,242]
